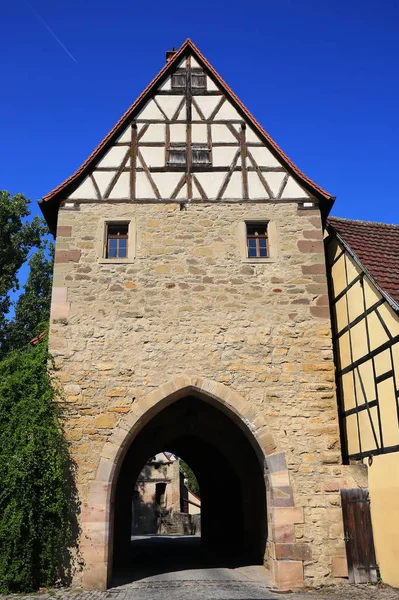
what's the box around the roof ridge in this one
[328,216,399,229]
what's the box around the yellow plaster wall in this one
[328,234,399,588]
[366,453,399,587]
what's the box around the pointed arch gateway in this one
[81,376,306,590]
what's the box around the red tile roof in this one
[40,39,334,232]
[328,216,399,307]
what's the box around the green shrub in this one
[0,338,79,592]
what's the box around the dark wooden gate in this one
[341,488,377,583]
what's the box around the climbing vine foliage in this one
[0,338,79,593]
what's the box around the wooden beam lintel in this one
[65,197,312,205]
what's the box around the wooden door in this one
[341,488,377,583]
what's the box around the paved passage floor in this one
[110,535,275,598]
[3,536,399,600]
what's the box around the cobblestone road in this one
[2,536,399,600]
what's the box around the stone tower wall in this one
[50,200,366,587]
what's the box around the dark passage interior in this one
[112,395,267,585]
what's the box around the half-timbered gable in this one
[326,216,399,587]
[40,39,332,232]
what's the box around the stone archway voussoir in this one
[256,427,279,456]
[108,426,130,449]
[100,442,121,462]
[95,457,116,483]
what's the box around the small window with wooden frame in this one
[246,222,269,258]
[105,222,129,259]
[192,144,211,167]
[171,69,186,90]
[191,69,206,91]
[168,143,187,167]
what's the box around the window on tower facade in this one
[105,222,129,258]
[246,222,269,258]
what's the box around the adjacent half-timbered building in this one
[326,217,399,586]
[40,39,381,591]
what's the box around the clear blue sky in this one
[1,0,398,227]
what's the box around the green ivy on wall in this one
[0,336,79,593]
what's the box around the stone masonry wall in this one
[50,201,365,585]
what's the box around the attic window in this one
[192,144,211,166]
[105,223,128,258]
[171,70,186,90]
[191,70,206,90]
[171,69,207,91]
[246,222,269,258]
[168,144,187,166]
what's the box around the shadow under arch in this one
[113,394,267,584]
[82,376,297,590]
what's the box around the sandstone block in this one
[324,479,341,493]
[154,265,171,274]
[270,471,290,487]
[272,524,295,544]
[301,362,334,373]
[310,306,330,319]
[321,452,341,464]
[267,453,288,473]
[275,543,312,561]
[258,429,278,455]
[303,230,323,240]
[80,542,107,563]
[51,302,70,319]
[297,240,324,253]
[94,414,118,429]
[297,209,320,217]
[273,507,304,526]
[55,249,81,263]
[57,225,72,237]
[316,294,329,306]
[105,387,127,397]
[51,287,68,303]
[81,502,106,523]
[64,383,82,395]
[302,264,326,275]
[329,521,344,538]
[272,558,304,589]
[82,563,108,591]
[87,481,111,503]
[272,485,295,507]
[332,556,348,578]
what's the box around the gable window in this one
[168,144,211,168]
[191,70,206,90]
[105,222,128,258]
[168,144,187,167]
[192,144,211,166]
[171,69,207,91]
[246,222,269,258]
[171,70,186,90]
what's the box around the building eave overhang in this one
[326,221,399,315]
[39,38,335,233]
